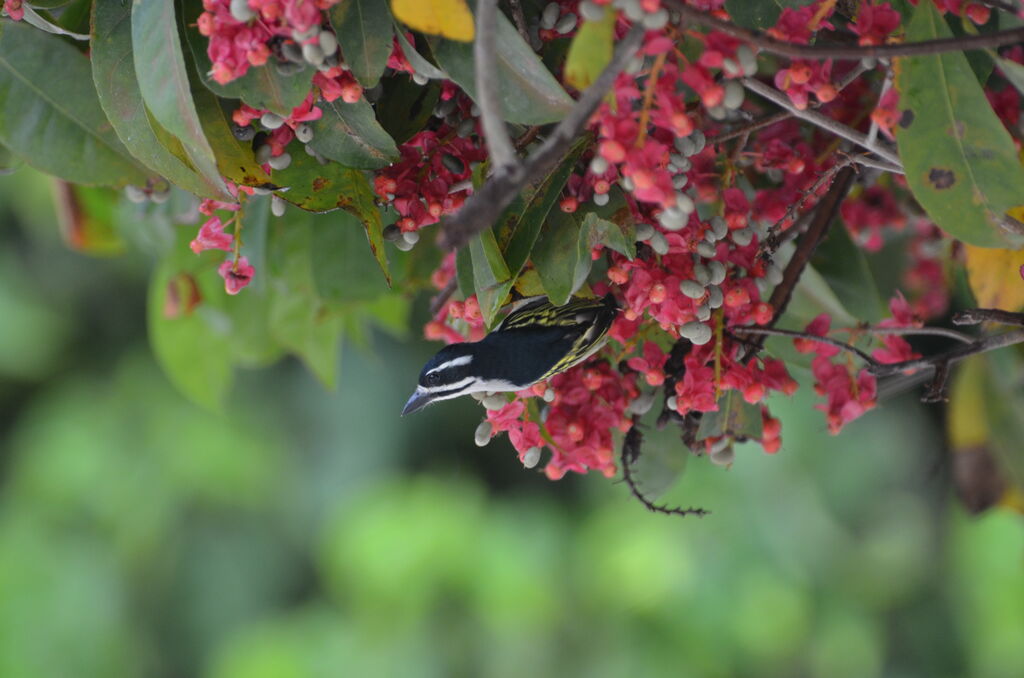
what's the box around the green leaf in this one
[181,0,312,115]
[996,56,1024,97]
[894,1,1024,249]
[132,0,229,198]
[580,212,636,260]
[91,0,225,198]
[455,246,474,298]
[564,9,615,90]
[499,138,589,275]
[429,12,573,125]
[190,85,273,188]
[696,390,764,441]
[813,218,886,322]
[308,98,400,169]
[230,196,283,366]
[724,0,812,30]
[330,0,394,88]
[266,215,344,388]
[0,140,21,174]
[393,26,448,80]
[148,239,235,410]
[532,210,585,306]
[470,228,514,326]
[271,151,390,284]
[0,21,150,187]
[376,75,441,145]
[310,210,391,303]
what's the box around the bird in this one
[402,295,619,415]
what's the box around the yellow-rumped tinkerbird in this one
[402,295,618,415]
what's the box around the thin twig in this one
[475,0,518,172]
[429,276,459,316]
[440,23,646,251]
[863,325,975,344]
[709,62,871,146]
[742,78,902,167]
[732,326,877,363]
[507,0,530,42]
[981,0,1021,14]
[869,327,1024,377]
[621,422,708,518]
[664,0,1024,60]
[762,157,857,257]
[743,166,857,361]
[953,308,1024,327]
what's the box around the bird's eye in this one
[425,372,441,386]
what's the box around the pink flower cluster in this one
[189,182,257,295]
[197,0,336,84]
[794,314,878,434]
[373,126,488,233]
[542,361,639,480]
[2,0,23,21]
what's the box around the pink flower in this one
[190,216,234,254]
[218,256,255,295]
[3,0,24,21]
[850,2,902,46]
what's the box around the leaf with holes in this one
[894,1,1024,249]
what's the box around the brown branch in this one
[620,422,709,518]
[506,0,530,42]
[429,276,458,316]
[953,308,1024,327]
[475,0,518,171]
[440,23,646,251]
[665,0,1024,60]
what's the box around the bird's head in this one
[402,343,494,415]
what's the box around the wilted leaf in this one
[391,0,474,41]
[52,181,125,256]
[0,21,150,188]
[308,98,400,169]
[330,0,394,88]
[190,86,273,188]
[963,243,1024,311]
[132,0,229,198]
[430,12,573,125]
[894,1,1024,249]
[564,9,615,90]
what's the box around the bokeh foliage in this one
[2,161,1024,678]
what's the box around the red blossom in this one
[218,256,255,295]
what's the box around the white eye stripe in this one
[422,376,476,394]
[425,354,473,375]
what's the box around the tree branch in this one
[440,23,646,251]
[664,0,1024,60]
[475,0,518,172]
[741,78,902,167]
[620,422,709,518]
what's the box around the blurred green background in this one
[1,169,1023,678]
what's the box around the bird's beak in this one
[401,387,434,416]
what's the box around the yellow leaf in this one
[564,10,615,90]
[963,243,1024,311]
[391,0,475,41]
[947,357,989,450]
